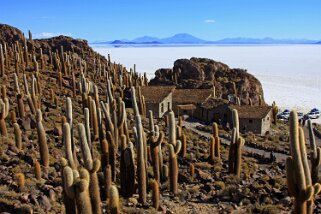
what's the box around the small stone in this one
[128,197,138,206]
[38,195,52,211]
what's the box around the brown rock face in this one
[0,24,26,44]
[150,57,265,105]
[0,23,107,65]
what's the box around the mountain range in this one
[91,33,320,45]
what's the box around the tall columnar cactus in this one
[134,114,147,204]
[63,123,77,169]
[209,136,215,163]
[90,99,99,140]
[0,100,8,136]
[120,139,135,197]
[228,109,243,177]
[108,185,120,214]
[168,111,177,146]
[286,111,321,214]
[148,110,164,183]
[78,123,102,214]
[0,44,5,77]
[84,108,92,150]
[168,140,181,195]
[103,164,112,201]
[272,101,278,125]
[63,166,93,214]
[106,131,116,182]
[13,123,22,150]
[36,109,49,167]
[150,179,160,210]
[212,122,221,160]
[34,160,42,180]
[307,120,321,184]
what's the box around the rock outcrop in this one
[150,57,265,105]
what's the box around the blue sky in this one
[1,0,321,41]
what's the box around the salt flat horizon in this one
[93,44,321,119]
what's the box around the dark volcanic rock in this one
[150,57,265,105]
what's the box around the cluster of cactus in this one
[286,111,321,213]
[168,110,182,194]
[228,109,244,178]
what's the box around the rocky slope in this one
[150,57,265,105]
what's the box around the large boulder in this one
[150,57,265,105]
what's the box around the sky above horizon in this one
[1,0,321,42]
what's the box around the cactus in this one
[106,131,116,181]
[272,101,278,124]
[212,122,220,159]
[90,99,99,140]
[36,109,49,167]
[190,163,195,181]
[84,108,92,150]
[0,44,5,77]
[63,166,93,214]
[34,160,42,180]
[0,99,8,136]
[105,164,112,200]
[259,95,263,106]
[101,138,109,172]
[120,139,135,197]
[108,185,120,214]
[286,111,321,214]
[308,119,321,184]
[150,179,160,210]
[168,111,177,146]
[15,173,25,192]
[134,114,147,204]
[168,141,181,195]
[78,123,102,214]
[63,123,77,169]
[148,110,164,183]
[209,136,215,163]
[228,109,243,177]
[13,123,22,150]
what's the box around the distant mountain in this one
[159,33,207,44]
[132,36,160,43]
[91,34,318,45]
[212,37,316,44]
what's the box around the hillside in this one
[0,23,317,214]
